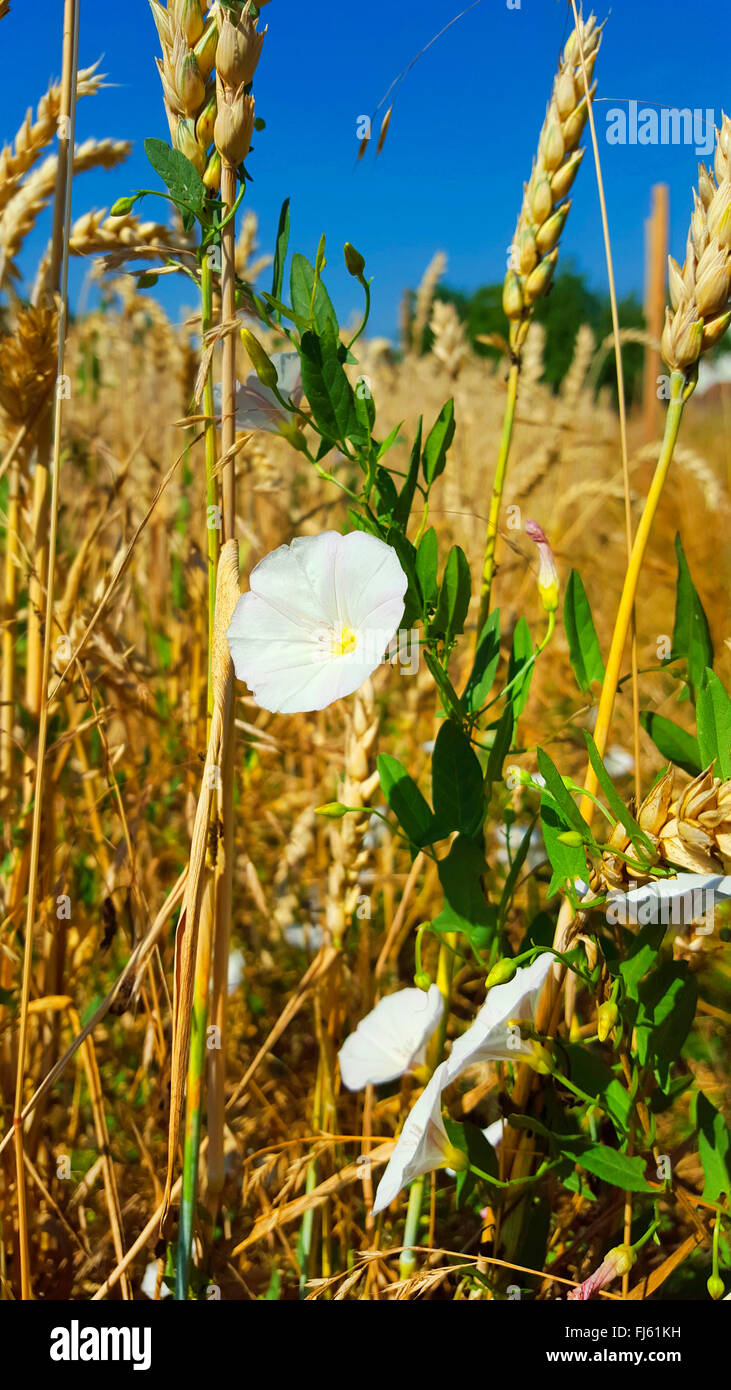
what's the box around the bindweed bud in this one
[315,802,349,819]
[707,1273,725,1300]
[596,998,619,1042]
[413,971,432,991]
[344,242,366,278]
[525,519,559,612]
[241,329,279,391]
[110,194,140,216]
[608,1244,635,1278]
[558,830,584,847]
[485,957,518,990]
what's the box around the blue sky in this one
[5,0,729,336]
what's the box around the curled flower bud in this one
[485,957,518,990]
[241,329,279,391]
[596,998,619,1042]
[344,242,366,278]
[525,519,559,611]
[568,1244,635,1301]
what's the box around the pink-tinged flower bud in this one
[568,1244,635,1300]
[525,519,559,611]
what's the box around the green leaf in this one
[433,835,495,945]
[636,961,697,1087]
[485,704,515,788]
[422,399,455,485]
[696,668,731,779]
[507,616,533,719]
[270,197,290,313]
[669,533,713,700]
[415,526,438,610]
[431,545,471,646]
[497,816,538,929]
[575,1145,654,1192]
[464,608,501,713]
[298,326,358,445]
[386,530,421,630]
[563,570,605,693]
[290,251,339,335]
[393,419,422,527]
[639,712,701,777]
[537,748,592,840]
[695,1092,731,1203]
[618,920,666,996]
[559,1045,632,1132]
[143,137,206,212]
[376,420,403,461]
[258,292,312,331]
[582,732,656,858]
[432,722,484,837]
[540,799,586,898]
[377,753,433,847]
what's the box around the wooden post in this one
[642,184,669,442]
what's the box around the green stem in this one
[175,255,220,1300]
[477,358,520,635]
[399,1175,426,1281]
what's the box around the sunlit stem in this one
[477,358,520,635]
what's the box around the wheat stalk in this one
[0,65,104,216]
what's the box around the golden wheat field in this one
[0,0,730,1337]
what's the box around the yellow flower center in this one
[330,625,357,658]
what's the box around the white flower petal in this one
[610,873,731,925]
[446,952,554,1079]
[338,985,443,1090]
[483,1118,505,1150]
[372,1062,451,1216]
[226,531,408,713]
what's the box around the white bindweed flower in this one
[608,872,731,925]
[227,531,408,713]
[141,1261,172,1300]
[338,985,444,1091]
[445,952,554,1081]
[215,350,303,433]
[372,1061,464,1215]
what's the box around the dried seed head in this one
[174,0,204,46]
[502,11,601,353]
[216,7,266,87]
[214,86,255,166]
[174,114,207,173]
[195,16,219,79]
[662,114,731,374]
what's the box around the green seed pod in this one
[344,242,366,277]
[485,957,518,990]
[597,999,619,1043]
[241,328,279,390]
